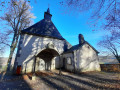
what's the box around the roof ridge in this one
[21,19,64,40]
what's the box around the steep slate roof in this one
[64,41,99,53]
[21,8,64,40]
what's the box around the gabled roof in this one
[21,8,64,40]
[85,41,99,53]
[64,41,99,53]
[21,19,64,40]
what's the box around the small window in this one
[88,46,90,49]
[67,57,72,64]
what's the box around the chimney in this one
[79,34,84,45]
[44,8,52,20]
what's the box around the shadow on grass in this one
[0,71,32,90]
[75,72,120,84]
[37,71,120,90]
[40,76,64,89]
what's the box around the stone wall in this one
[62,53,74,71]
[15,34,71,73]
[62,43,101,72]
[100,64,120,72]
[74,43,101,72]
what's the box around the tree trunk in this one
[7,48,14,71]
[117,59,120,63]
[6,42,17,71]
[6,32,15,72]
[59,55,62,75]
[73,52,76,73]
[6,34,19,72]
[6,29,21,72]
[116,57,120,63]
[115,56,120,63]
[33,56,36,73]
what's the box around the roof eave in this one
[85,41,99,54]
[21,32,65,40]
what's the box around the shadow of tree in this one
[37,72,120,90]
[0,72,32,90]
[49,76,86,89]
[61,74,117,89]
[75,72,120,84]
[40,76,64,89]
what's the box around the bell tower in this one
[44,8,52,20]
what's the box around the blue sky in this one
[2,0,107,57]
[31,0,105,46]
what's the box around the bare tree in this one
[62,0,120,63]
[98,34,120,63]
[61,0,120,31]
[0,32,10,56]
[0,0,35,71]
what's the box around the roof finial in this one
[47,4,50,13]
[48,4,50,8]
[44,4,52,20]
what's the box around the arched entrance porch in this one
[34,48,60,72]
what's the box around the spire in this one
[47,8,50,14]
[44,8,52,20]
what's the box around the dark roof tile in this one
[64,41,99,53]
[21,8,64,40]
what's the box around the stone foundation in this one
[100,64,120,72]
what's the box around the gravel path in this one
[0,71,120,90]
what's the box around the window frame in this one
[67,57,72,65]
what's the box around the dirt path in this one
[0,71,120,90]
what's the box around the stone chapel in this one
[14,8,101,73]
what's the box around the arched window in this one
[67,57,72,65]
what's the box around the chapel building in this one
[14,8,101,73]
